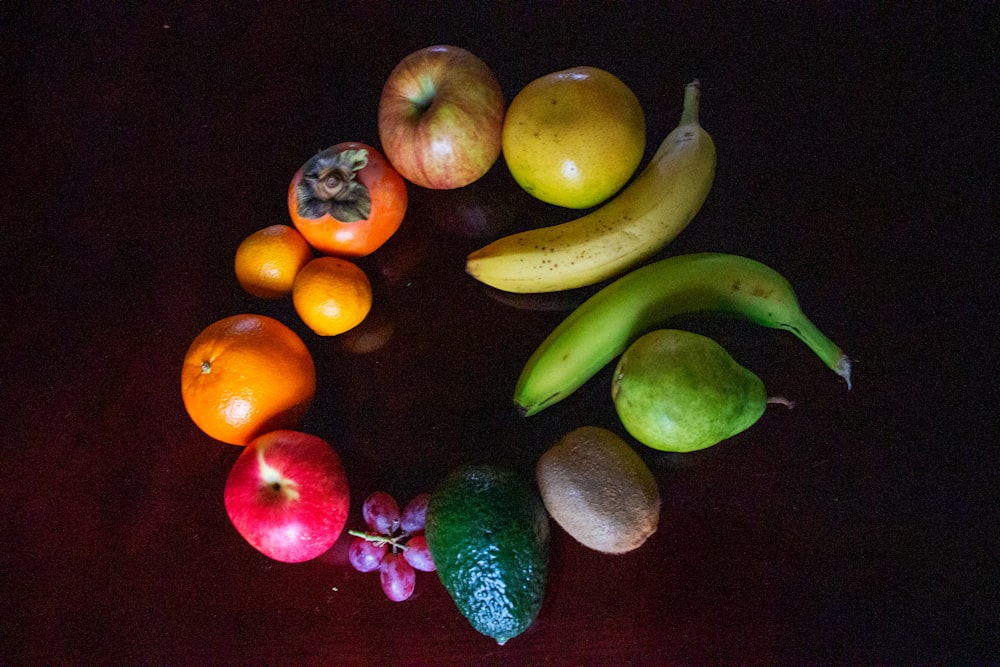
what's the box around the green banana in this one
[514,253,851,416]
[466,80,715,293]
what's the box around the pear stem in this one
[767,396,796,409]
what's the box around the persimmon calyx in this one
[296,147,371,222]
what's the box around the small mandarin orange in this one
[181,314,316,445]
[292,256,373,336]
[235,224,313,299]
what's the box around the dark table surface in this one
[3,3,997,664]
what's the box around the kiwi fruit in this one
[536,426,660,554]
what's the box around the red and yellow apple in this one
[378,45,505,190]
[224,430,349,563]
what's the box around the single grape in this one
[402,534,436,572]
[363,491,401,535]
[400,493,431,533]
[348,536,387,573]
[380,552,416,602]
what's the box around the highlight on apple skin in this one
[378,44,505,190]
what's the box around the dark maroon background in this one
[3,3,997,664]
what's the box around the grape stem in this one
[349,529,410,552]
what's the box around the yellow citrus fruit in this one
[235,224,313,298]
[292,256,373,336]
[502,66,645,209]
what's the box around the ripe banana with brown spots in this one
[466,80,715,293]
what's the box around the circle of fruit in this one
[292,256,373,337]
[501,66,646,209]
[234,224,314,299]
[181,314,316,446]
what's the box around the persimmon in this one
[181,314,316,446]
[292,257,372,336]
[288,142,408,258]
[234,224,313,299]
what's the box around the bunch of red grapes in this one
[348,491,435,601]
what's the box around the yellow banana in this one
[514,253,851,416]
[466,80,716,293]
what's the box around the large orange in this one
[292,257,372,336]
[181,314,316,445]
[234,224,313,299]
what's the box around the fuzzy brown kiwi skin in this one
[536,426,660,554]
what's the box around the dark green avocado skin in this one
[425,464,549,645]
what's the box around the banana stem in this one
[680,80,701,126]
[782,318,853,390]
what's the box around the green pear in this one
[611,329,768,452]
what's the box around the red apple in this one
[224,430,349,563]
[378,45,505,190]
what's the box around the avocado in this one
[425,464,549,645]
